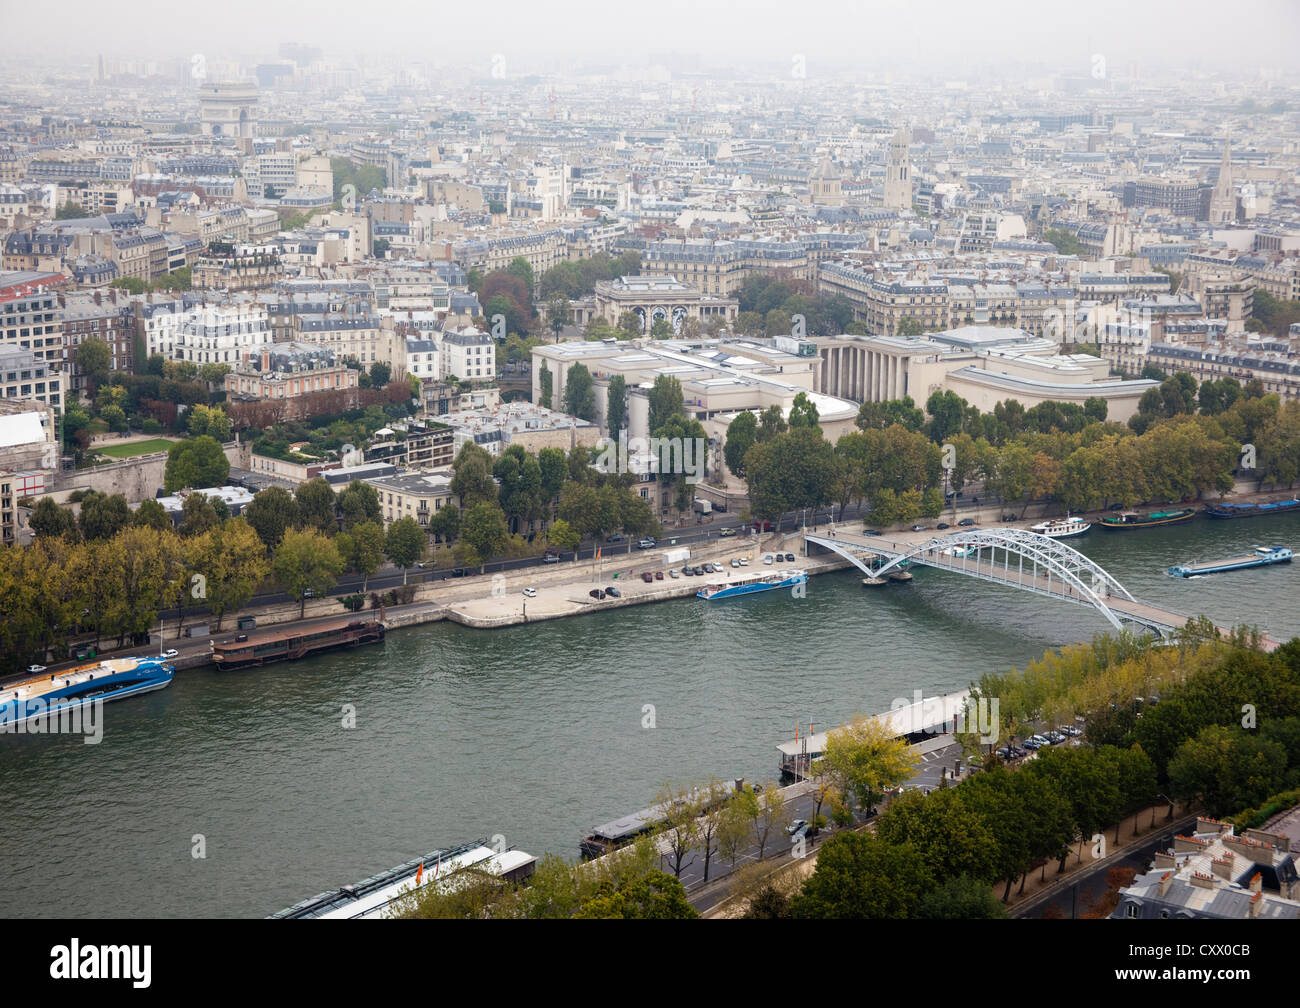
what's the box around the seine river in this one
[3,514,1297,917]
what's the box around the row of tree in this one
[730,387,1300,524]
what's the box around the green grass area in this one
[94,437,178,459]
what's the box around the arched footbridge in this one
[805,527,1280,646]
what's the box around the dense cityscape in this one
[2,0,1299,963]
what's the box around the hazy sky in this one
[9,0,1300,75]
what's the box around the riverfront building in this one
[811,326,1159,423]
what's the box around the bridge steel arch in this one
[807,528,1142,633]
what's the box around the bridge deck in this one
[808,529,1281,650]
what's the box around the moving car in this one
[719,527,736,537]
[27,664,46,673]
[786,819,808,835]
[160,649,178,660]
[542,552,561,564]
[636,538,656,550]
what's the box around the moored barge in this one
[212,617,385,670]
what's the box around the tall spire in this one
[1209,128,1235,226]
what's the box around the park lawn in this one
[95,437,179,459]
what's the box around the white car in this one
[27,665,46,674]
[739,557,749,566]
[669,569,681,578]
[522,588,537,598]
[763,555,774,565]
[160,649,178,660]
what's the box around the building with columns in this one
[812,326,1159,424]
[592,275,738,335]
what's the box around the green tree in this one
[164,435,230,492]
[562,363,597,421]
[384,516,427,584]
[196,518,270,630]
[450,442,498,508]
[606,374,627,435]
[244,486,300,553]
[271,528,344,617]
[819,713,921,815]
[546,517,580,553]
[294,477,338,534]
[77,491,132,541]
[337,480,382,530]
[76,336,111,390]
[334,520,385,592]
[177,492,220,537]
[913,875,1008,919]
[790,831,933,919]
[429,503,461,544]
[723,410,758,478]
[30,498,79,540]
[132,498,172,531]
[459,502,509,570]
[647,375,685,434]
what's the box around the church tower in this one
[883,128,913,211]
[1208,131,1236,226]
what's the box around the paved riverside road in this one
[599,737,965,914]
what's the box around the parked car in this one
[522,587,537,598]
[680,567,692,577]
[937,522,950,530]
[450,567,467,577]
[1021,737,1043,750]
[730,558,741,568]
[654,571,664,580]
[862,528,882,536]
[911,524,927,532]
[641,572,654,583]
[763,554,774,565]
[784,553,796,562]
[588,589,605,600]
[1060,725,1083,737]
[1045,730,1066,745]
[605,586,621,598]
[160,649,178,660]
[719,527,736,537]
[738,557,749,566]
[303,589,316,598]
[1001,513,1018,522]
[692,566,705,576]
[669,569,681,579]
[958,518,976,527]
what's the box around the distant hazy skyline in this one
[8,0,1300,77]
